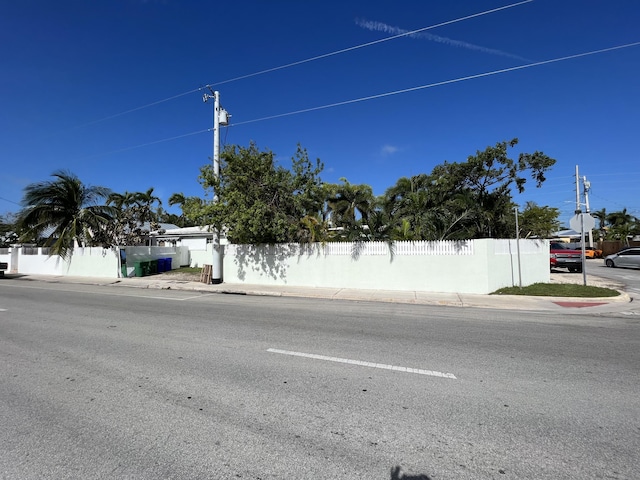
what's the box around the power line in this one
[232,42,640,126]
[78,129,211,160]
[0,196,21,207]
[203,0,533,87]
[65,0,533,130]
[77,40,640,158]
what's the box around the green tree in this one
[382,174,436,240]
[163,192,201,228]
[0,213,19,247]
[425,138,555,239]
[518,201,561,238]
[189,142,325,244]
[606,208,638,245]
[16,171,115,258]
[133,187,162,228]
[107,188,163,245]
[326,178,375,237]
[592,208,607,240]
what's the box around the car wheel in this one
[568,267,576,273]
[605,259,615,268]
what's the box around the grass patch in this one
[492,283,619,297]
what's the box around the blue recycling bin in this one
[164,257,172,271]
[157,258,166,273]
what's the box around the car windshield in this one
[551,243,570,249]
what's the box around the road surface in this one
[1,280,638,479]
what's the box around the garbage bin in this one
[157,258,166,273]
[134,262,144,277]
[164,257,172,271]
[149,259,158,275]
[121,265,128,277]
[141,260,150,276]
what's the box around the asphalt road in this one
[586,258,640,297]
[1,280,639,479]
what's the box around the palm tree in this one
[607,208,636,245]
[592,208,607,240]
[17,170,116,258]
[168,192,187,227]
[326,178,375,227]
[133,187,162,226]
[107,191,138,210]
[168,192,186,209]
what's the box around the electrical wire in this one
[65,0,533,130]
[78,129,211,160]
[203,0,533,88]
[0,196,21,207]
[232,42,640,126]
[76,40,640,159]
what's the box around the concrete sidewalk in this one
[4,272,637,314]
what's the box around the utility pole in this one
[514,206,522,288]
[575,165,581,215]
[203,90,229,284]
[582,176,594,247]
[575,165,587,285]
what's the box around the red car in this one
[550,242,583,273]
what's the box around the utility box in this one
[219,108,229,125]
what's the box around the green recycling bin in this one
[149,259,158,275]
[141,261,150,276]
[134,262,144,277]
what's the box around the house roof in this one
[152,225,230,243]
[161,226,211,235]
[554,229,582,238]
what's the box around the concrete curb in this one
[2,273,635,313]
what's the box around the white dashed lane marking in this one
[267,348,457,379]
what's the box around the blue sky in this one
[2,0,639,227]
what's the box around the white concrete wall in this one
[12,247,120,278]
[180,237,208,250]
[4,240,550,293]
[0,249,11,272]
[189,243,213,268]
[222,239,549,294]
[4,245,188,278]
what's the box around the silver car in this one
[604,247,640,269]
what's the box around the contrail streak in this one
[77,41,640,157]
[232,42,640,126]
[356,18,532,62]
[54,0,534,132]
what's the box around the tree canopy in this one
[12,139,567,251]
[185,142,325,244]
[16,170,116,258]
[183,138,557,244]
[381,139,556,240]
[518,202,561,238]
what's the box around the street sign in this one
[569,213,596,232]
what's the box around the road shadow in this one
[0,273,27,280]
[390,465,432,480]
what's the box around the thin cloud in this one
[381,144,399,156]
[356,18,531,62]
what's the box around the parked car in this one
[550,242,583,273]
[604,248,640,269]
[584,246,603,259]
